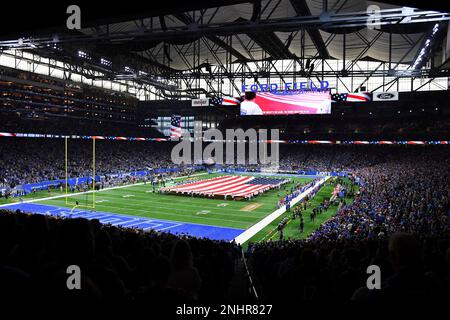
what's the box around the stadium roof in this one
[0,0,449,95]
[71,0,447,69]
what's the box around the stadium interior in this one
[0,0,449,313]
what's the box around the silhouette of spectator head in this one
[24,213,49,247]
[388,233,422,272]
[95,230,112,254]
[301,248,317,269]
[170,239,193,270]
[56,218,94,263]
[152,255,171,288]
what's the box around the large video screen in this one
[240,91,331,116]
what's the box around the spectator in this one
[168,240,202,299]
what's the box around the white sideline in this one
[233,176,330,245]
[0,172,208,208]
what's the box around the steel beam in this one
[2,8,448,47]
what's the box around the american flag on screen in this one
[170,115,182,140]
[210,96,240,106]
[331,92,371,102]
[246,91,331,115]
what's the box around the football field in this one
[1,173,328,242]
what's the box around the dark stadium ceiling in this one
[0,1,449,34]
[1,0,449,84]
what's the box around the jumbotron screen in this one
[240,91,331,115]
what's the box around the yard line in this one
[156,223,183,231]
[2,173,319,237]
[42,181,293,216]
[44,189,262,215]
[79,194,260,214]
[43,198,253,227]
[47,195,261,219]
[8,201,246,233]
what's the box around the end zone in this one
[1,202,244,241]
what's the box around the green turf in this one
[2,174,357,244]
[0,189,66,205]
[35,173,313,231]
[0,173,212,206]
[0,173,212,205]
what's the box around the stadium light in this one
[100,58,112,67]
[78,50,91,60]
[432,23,439,35]
[124,66,133,73]
[411,23,440,70]
[47,43,61,51]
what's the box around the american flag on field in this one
[331,92,371,102]
[210,96,240,106]
[170,115,182,140]
[162,175,287,199]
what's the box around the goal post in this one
[64,137,96,210]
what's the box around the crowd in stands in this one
[221,114,450,140]
[247,233,449,302]
[247,147,450,301]
[0,139,181,188]
[0,115,163,138]
[0,209,242,303]
[0,66,139,127]
[1,139,435,189]
[0,139,449,302]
